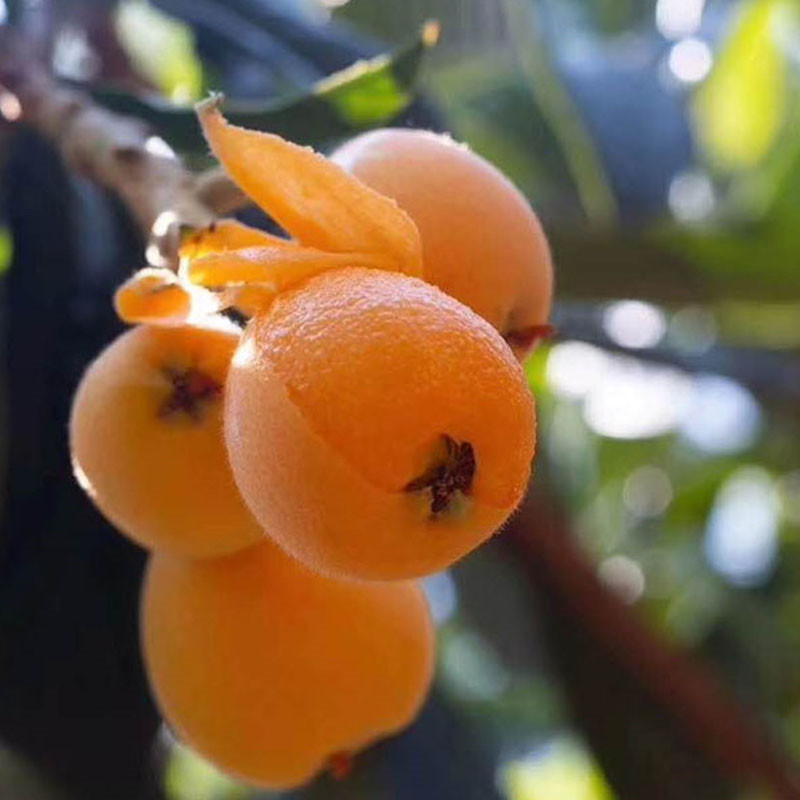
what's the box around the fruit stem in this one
[159,366,221,420]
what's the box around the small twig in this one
[0,27,241,267]
[194,165,247,218]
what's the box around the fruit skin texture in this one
[69,322,264,558]
[141,539,434,789]
[331,129,553,355]
[225,267,536,581]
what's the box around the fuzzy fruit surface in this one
[225,267,536,580]
[69,322,264,557]
[141,539,434,789]
[332,128,553,357]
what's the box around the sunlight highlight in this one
[656,0,705,39]
[583,360,691,440]
[598,555,645,604]
[152,210,179,238]
[546,342,609,399]
[145,136,177,160]
[668,306,717,353]
[422,571,458,625]
[145,242,169,268]
[623,466,673,518]
[52,24,99,81]
[72,462,97,501]
[706,467,778,587]
[0,89,21,122]
[501,740,613,800]
[440,630,510,701]
[603,301,666,349]
[680,374,761,455]
[668,170,715,222]
[668,38,713,85]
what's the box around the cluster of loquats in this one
[69,96,552,790]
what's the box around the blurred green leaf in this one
[164,741,250,800]
[715,301,800,349]
[93,21,439,152]
[692,0,789,171]
[311,56,410,126]
[663,220,800,302]
[502,0,618,226]
[0,227,12,275]
[115,0,204,103]
[751,102,800,221]
[0,744,62,800]
[430,55,584,216]
[438,624,511,703]
[500,739,614,800]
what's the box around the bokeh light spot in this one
[705,467,779,587]
[656,0,705,39]
[668,170,715,222]
[603,301,666,349]
[583,359,691,440]
[668,37,713,84]
[680,374,761,455]
[598,555,646,604]
[546,342,608,399]
[422,570,458,625]
[623,466,673,518]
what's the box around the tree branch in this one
[505,487,800,799]
[0,27,240,267]
[194,165,247,218]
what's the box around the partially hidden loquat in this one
[141,538,434,789]
[331,128,553,358]
[70,322,264,557]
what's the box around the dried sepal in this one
[196,97,423,277]
[114,268,194,325]
[187,245,388,292]
[217,284,277,318]
[179,218,292,261]
[114,268,219,326]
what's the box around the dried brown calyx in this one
[159,366,221,420]
[405,435,476,515]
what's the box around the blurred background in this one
[1,0,800,798]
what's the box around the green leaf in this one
[114,0,204,103]
[92,21,439,153]
[430,54,584,214]
[500,739,614,800]
[501,0,618,227]
[662,219,800,303]
[0,227,12,275]
[314,58,410,126]
[164,742,249,800]
[692,0,790,172]
[748,101,800,221]
[549,221,800,307]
